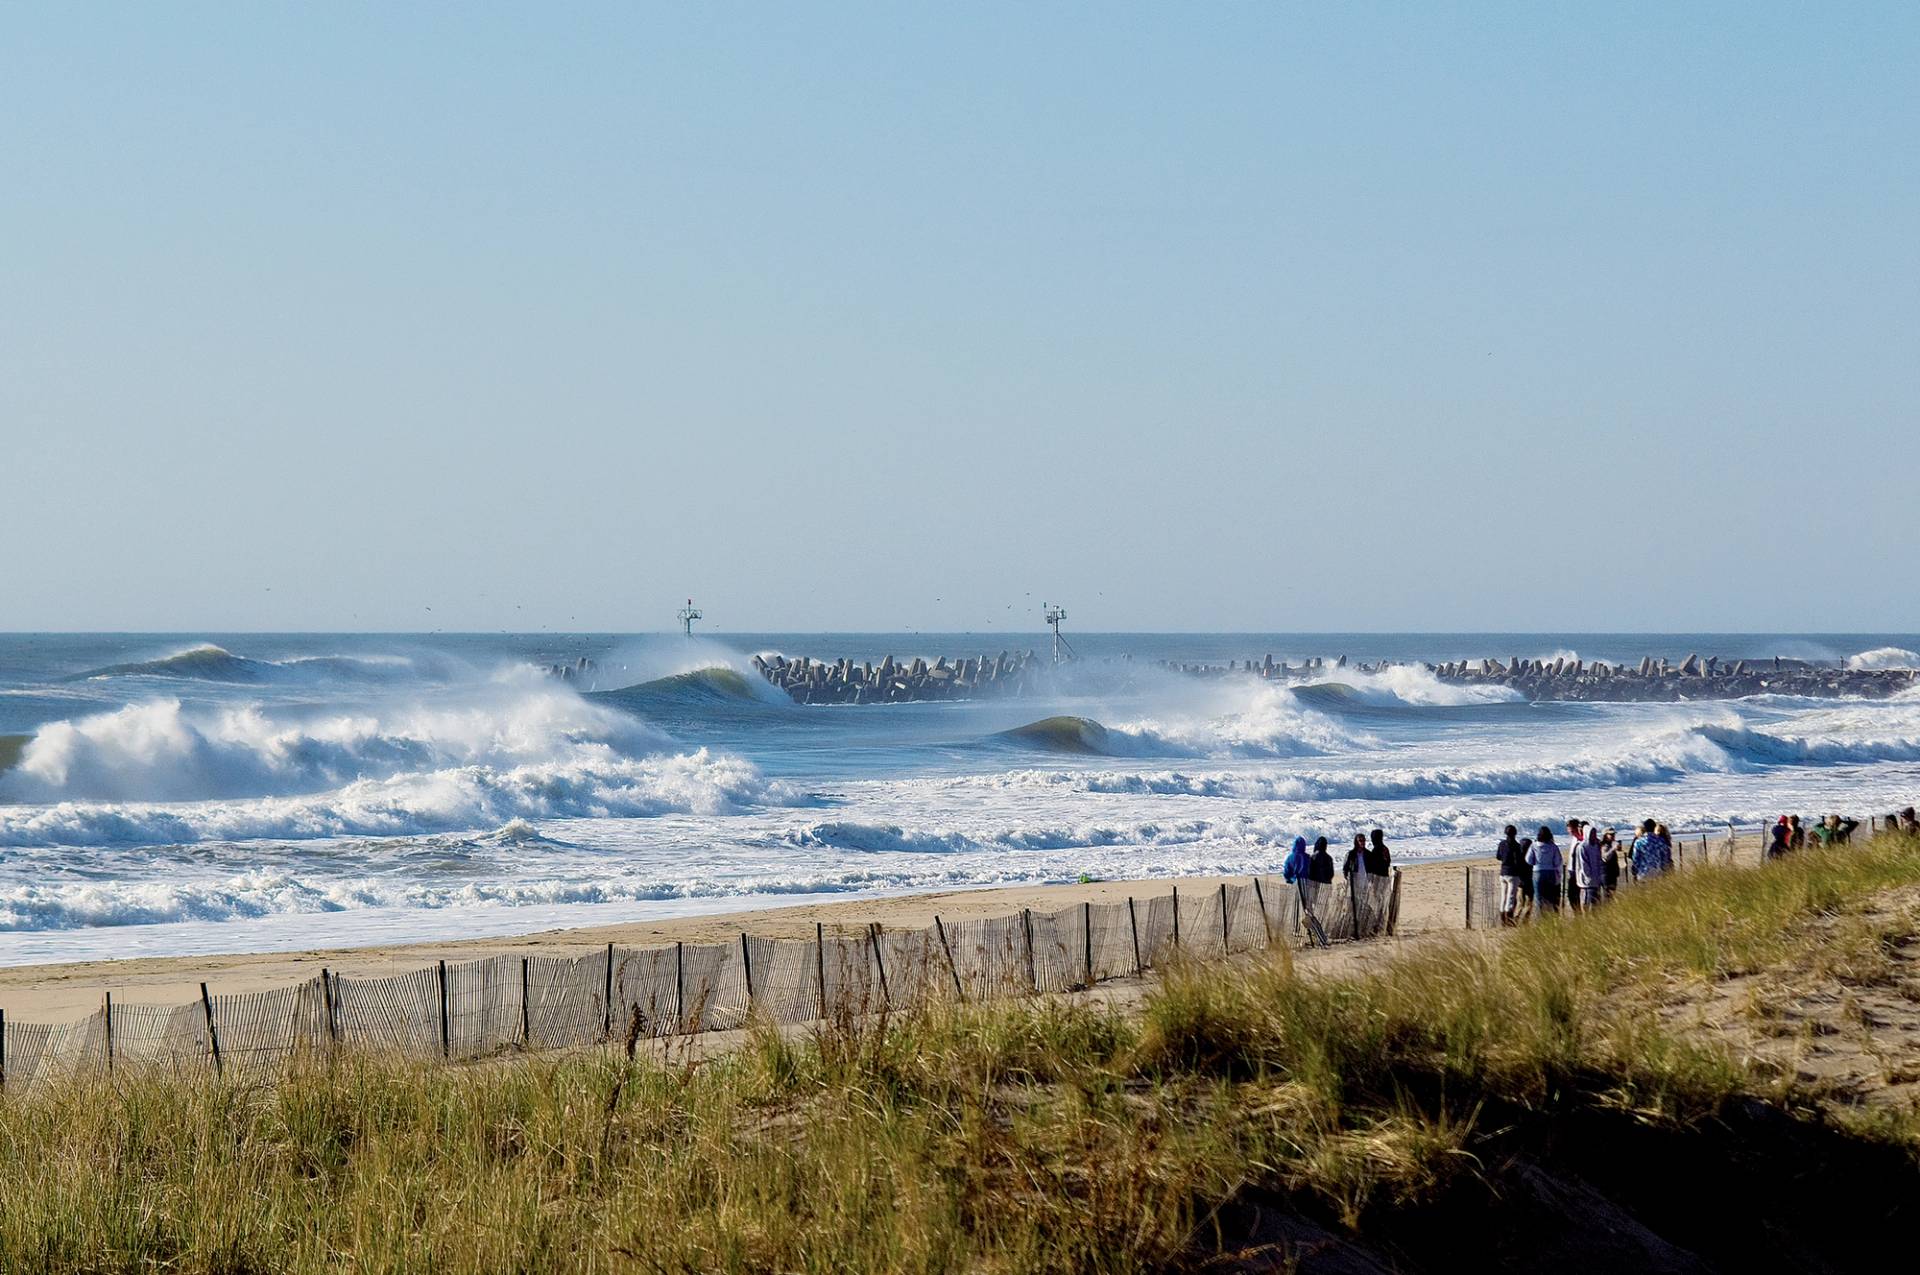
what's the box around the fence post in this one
[200,982,222,1076]
[1348,875,1361,939]
[1219,882,1230,955]
[932,915,964,1001]
[103,992,113,1073]
[602,943,614,1039]
[1126,897,1142,973]
[1083,901,1094,987]
[1387,869,1403,936]
[740,932,756,1011]
[519,958,531,1046]
[815,921,829,1021]
[1021,908,1038,992]
[437,960,450,1059]
[869,924,891,1007]
[322,968,339,1054]
[674,942,685,1034]
[1,1006,6,1092]
[1171,885,1181,950]
[1463,867,1472,930]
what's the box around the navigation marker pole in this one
[1043,604,1075,663]
[678,599,703,639]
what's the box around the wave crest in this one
[1,689,670,804]
[1848,646,1920,671]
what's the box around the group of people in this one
[1278,828,1393,887]
[1767,813,1861,857]
[1495,818,1675,922]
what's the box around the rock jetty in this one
[753,650,1047,704]
[1168,653,1916,702]
[749,647,1915,705]
[1427,653,1916,701]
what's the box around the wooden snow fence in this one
[0,875,1401,1093]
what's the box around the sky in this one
[3,3,1917,633]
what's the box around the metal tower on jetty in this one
[677,599,702,638]
[1044,603,1075,663]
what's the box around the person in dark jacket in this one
[1600,828,1621,897]
[1364,828,1392,877]
[1308,836,1336,884]
[1495,825,1527,923]
[1768,817,1791,859]
[1342,833,1367,878]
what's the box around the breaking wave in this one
[1848,646,1920,671]
[1292,666,1524,709]
[953,712,1920,805]
[0,679,808,848]
[592,665,789,711]
[0,686,672,804]
[64,644,441,686]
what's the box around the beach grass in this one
[3,835,1918,1272]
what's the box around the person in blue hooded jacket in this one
[1281,836,1311,883]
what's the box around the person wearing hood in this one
[1768,817,1791,859]
[1342,833,1367,878]
[1281,836,1311,884]
[1600,829,1622,897]
[1308,836,1336,884]
[1364,828,1392,877]
[1570,823,1605,908]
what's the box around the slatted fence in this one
[0,872,1401,1095]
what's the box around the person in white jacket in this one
[1570,824,1605,909]
[1525,827,1563,911]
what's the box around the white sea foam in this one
[0,747,799,848]
[1299,665,1524,708]
[1104,683,1364,757]
[1,681,669,804]
[1847,646,1920,671]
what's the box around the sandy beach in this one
[0,857,1493,1023]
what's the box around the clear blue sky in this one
[5,3,1916,632]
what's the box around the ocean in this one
[3,632,1917,966]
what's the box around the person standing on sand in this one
[1600,829,1621,897]
[1788,815,1805,850]
[1571,824,1604,909]
[1527,826,1563,911]
[1563,820,1586,910]
[1514,835,1536,914]
[1768,817,1791,859]
[1364,828,1392,877]
[1496,825,1527,923]
[1628,821,1658,883]
[1342,833,1368,879]
[1654,823,1675,869]
[1281,836,1311,884]
[1309,836,1336,885]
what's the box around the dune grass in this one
[3,835,1918,1272]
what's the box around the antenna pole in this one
[1043,604,1074,664]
